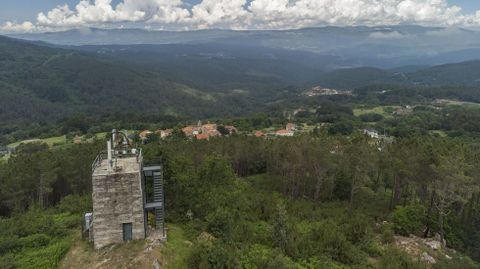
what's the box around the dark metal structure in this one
[143,165,165,237]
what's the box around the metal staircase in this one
[153,169,164,234]
[143,165,165,237]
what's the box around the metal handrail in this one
[91,151,108,174]
[91,148,143,174]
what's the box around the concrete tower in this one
[89,130,165,249]
[91,130,145,249]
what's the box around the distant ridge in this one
[8,25,480,69]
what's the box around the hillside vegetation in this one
[0,36,233,125]
[2,132,480,268]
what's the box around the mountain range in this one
[9,25,480,68]
[2,25,480,125]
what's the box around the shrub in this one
[53,213,80,229]
[15,239,71,269]
[266,254,296,269]
[392,205,426,236]
[381,223,395,244]
[343,214,373,245]
[18,233,51,249]
[0,254,16,269]
[0,237,20,255]
[187,241,239,269]
[56,194,92,215]
[379,247,424,269]
[298,257,351,269]
[205,207,236,241]
[295,220,367,266]
[247,221,273,245]
[434,256,479,269]
[239,244,276,269]
[360,113,384,122]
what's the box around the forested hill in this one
[0,36,230,125]
[316,60,480,89]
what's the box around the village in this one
[136,121,299,142]
[1,118,393,161]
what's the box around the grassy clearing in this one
[177,84,216,101]
[161,224,192,269]
[434,99,480,107]
[7,135,67,148]
[7,132,108,150]
[430,130,448,137]
[353,106,401,118]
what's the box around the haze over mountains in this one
[10,25,480,68]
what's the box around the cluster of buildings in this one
[182,121,237,140]
[138,129,174,141]
[138,121,237,142]
[275,123,297,137]
[136,121,301,143]
[254,123,297,138]
[303,86,352,97]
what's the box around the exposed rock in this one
[445,254,452,260]
[152,259,161,269]
[420,252,436,264]
[197,232,216,242]
[424,239,442,251]
[395,236,421,256]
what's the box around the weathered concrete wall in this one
[92,170,145,249]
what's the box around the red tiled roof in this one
[182,126,199,137]
[255,131,265,137]
[196,133,209,140]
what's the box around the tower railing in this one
[91,149,143,174]
[91,151,108,174]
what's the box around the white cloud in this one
[1,21,36,32]
[191,0,251,29]
[2,0,480,33]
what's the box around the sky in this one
[2,0,480,33]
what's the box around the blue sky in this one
[2,0,480,32]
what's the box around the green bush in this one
[239,244,276,269]
[360,113,384,122]
[53,213,80,229]
[247,221,273,245]
[56,194,92,215]
[379,247,424,269]
[0,237,20,255]
[205,207,236,241]
[298,257,351,269]
[266,254,296,269]
[18,234,51,248]
[343,214,373,245]
[15,239,71,269]
[434,256,480,269]
[7,208,69,238]
[187,241,239,269]
[0,254,16,269]
[295,220,367,266]
[392,205,426,236]
[381,223,395,244]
